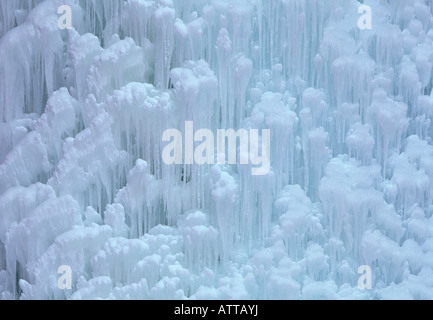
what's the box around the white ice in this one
[1,0,433,300]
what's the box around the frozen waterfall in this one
[1,0,433,300]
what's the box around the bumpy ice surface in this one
[1,0,433,300]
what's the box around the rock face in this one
[1,0,433,300]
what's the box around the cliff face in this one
[1,0,433,300]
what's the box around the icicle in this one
[346,123,374,165]
[209,165,238,260]
[2,0,433,300]
[251,92,298,189]
[177,210,219,272]
[367,88,409,176]
[319,157,383,260]
[152,6,175,90]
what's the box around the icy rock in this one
[346,123,374,165]
[170,60,218,129]
[0,0,71,122]
[319,157,383,258]
[91,237,151,285]
[302,280,338,300]
[305,243,329,281]
[407,206,433,244]
[209,165,239,259]
[177,210,218,272]
[361,230,405,286]
[5,195,82,298]
[105,82,173,175]
[112,278,150,300]
[275,185,324,259]
[114,159,161,238]
[0,183,56,243]
[104,204,129,238]
[67,32,104,103]
[251,92,298,189]
[0,0,45,37]
[152,6,175,90]
[390,153,430,216]
[20,225,112,300]
[367,88,409,174]
[48,111,128,213]
[87,38,148,103]
[70,276,113,300]
[2,0,433,300]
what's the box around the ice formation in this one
[1,0,433,300]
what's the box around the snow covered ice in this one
[1,0,433,300]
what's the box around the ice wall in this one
[1,0,433,300]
